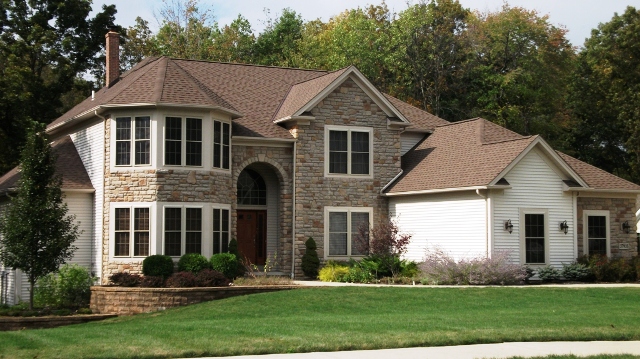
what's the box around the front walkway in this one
[207,341,640,359]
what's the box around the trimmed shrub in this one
[228,239,246,277]
[339,265,375,283]
[142,255,174,278]
[561,262,592,281]
[195,269,230,287]
[139,276,164,288]
[165,271,198,288]
[34,264,94,309]
[178,253,211,274]
[301,237,320,279]
[419,249,526,285]
[318,261,350,282]
[536,265,561,282]
[211,253,238,279]
[109,272,142,287]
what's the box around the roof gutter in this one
[380,170,403,194]
[383,185,512,197]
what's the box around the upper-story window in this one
[165,117,202,166]
[325,125,372,177]
[115,116,151,166]
[213,120,230,169]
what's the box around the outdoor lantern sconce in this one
[504,219,513,234]
[622,221,631,234]
[559,221,569,235]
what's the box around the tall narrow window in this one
[525,214,545,264]
[326,126,372,176]
[134,208,150,256]
[213,120,231,170]
[165,117,182,166]
[186,118,202,166]
[134,117,151,165]
[164,207,202,256]
[185,208,202,253]
[115,118,131,166]
[213,208,230,254]
[114,208,130,256]
[164,208,182,256]
[588,216,607,255]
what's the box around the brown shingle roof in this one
[0,136,93,195]
[385,118,535,194]
[383,94,449,132]
[558,152,640,191]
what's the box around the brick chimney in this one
[105,29,120,87]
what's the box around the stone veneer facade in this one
[576,196,638,259]
[99,78,401,280]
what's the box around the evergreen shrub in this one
[178,253,211,273]
[301,237,320,279]
[211,253,238,279]
[142,255,174,278]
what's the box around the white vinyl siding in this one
[400,132,425,156]
[70,120,104,278]
[493,148,574,267]
[390,191,487,262]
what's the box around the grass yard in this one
[1,287,639,359]
[509,356,640,359]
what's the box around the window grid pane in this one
[222,123,230,169]
[185,208,202,254]
[186,118,202,166]
[351,212,370,255]
[114,208,130,256]
[134,208,150,256]
[115,117,131,166]
[134,116,151,165]
[329,212,348,256]
[329,131,348,174]
[164,208,182,256]
[351,131,370,175]
[165,117,182,165]
[588,216,607,255]
[213,121,221,168]
[525,214,545,264]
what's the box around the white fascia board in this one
[292,67,410,123]
[383,185,511,197]
[273,115,315,125]
[489,137,589,188]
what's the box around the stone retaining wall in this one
[90,285,298,315]
[0,314,117,331]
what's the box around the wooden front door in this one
[237,210,267,265]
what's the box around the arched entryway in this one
[236,164,280,266]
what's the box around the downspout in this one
[476,189,490,257]
[95,110,107,280]
[291,140,297,279]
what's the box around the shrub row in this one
[140,251,241,279]
[318,256,418,284]
[535,255,640,283]
[109,269,230,288]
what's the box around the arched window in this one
[237,169,266,205]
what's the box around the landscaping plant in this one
[211,253,239,279]
[318,261,350,282]
[165,271,198,288]
[177,253,211,273]
[109,272,142,287]
[536,265,561,282]
[34,264,94,309]
[353,219,412,279]
[301,237,320,279]
[561,262,592,281]
[142,254,174,278]
[139,275,164,288]
[195,269,230,287]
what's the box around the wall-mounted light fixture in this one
[622,221,631,234]
[559,221,569,235]
[504,219,513,234]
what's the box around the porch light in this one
[559,221,569,235]
[622,221,631,234]
[504,219,513,234]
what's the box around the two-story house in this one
[1,31,638,304]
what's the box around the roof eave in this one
[383,185,511,197]
[565,188,640,194]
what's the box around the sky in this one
[91,0,640,48]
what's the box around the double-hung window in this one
[212,207,230,254]
[584,211,609,256]
[523,213,546,264]
[165,117,202,166]
[115,116,151,166]
[325,207,371,257]
[213,120,231,170]
[325,125,372,176]
[114,207,150,257]
[164,207,202,256]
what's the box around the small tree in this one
[301,237,320,279]
[0,122,79,309]
[354,219,412,278]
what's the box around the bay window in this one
[164,117,202,166]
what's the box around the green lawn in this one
[1,287,640,359]
[509,356,640,359]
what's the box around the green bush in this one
[34,264,94,309]
[178,253,211,274]
[340,265,375,283]
[228,239,246,277]
[142,255,174,278]
[301,237,320,279]
[536,265,561,282]
[318,261,350,282]
[211,253,239,279]
[561,262,592,281]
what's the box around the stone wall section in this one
[291,78,402,274]
[577,196,638,258]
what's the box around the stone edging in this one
[90,285,299,315]
[0,314,118,331]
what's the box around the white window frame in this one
[112,115,153,167]
[162,205,205,257]
[519,208,549,266]
[163,116,204,168]
[324,125,373,178]
[109,203,154,260]
[583,210,610,257]
[212,204,232,254]
[212,119,231,170]
[324,206,373,259]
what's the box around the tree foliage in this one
[0,122,80,309]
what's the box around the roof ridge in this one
[482,134,536,146]
[153,57,168,103]
[290,66,350,87]
[170,57,331,73]
[99,57,163,105]
[171,59,237,111]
